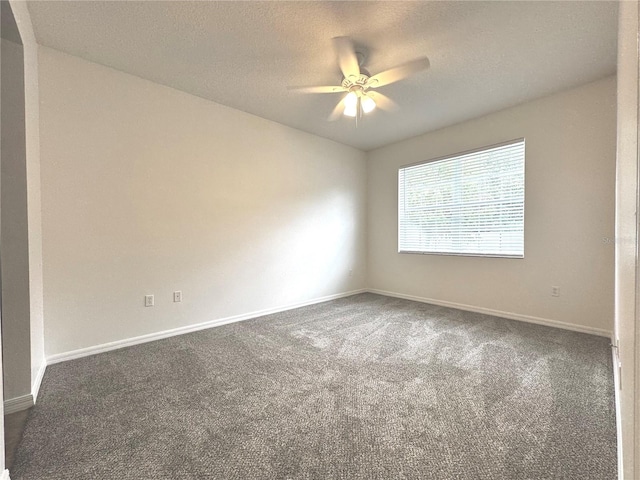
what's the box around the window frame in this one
[397,138,525,259]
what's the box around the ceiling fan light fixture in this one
[344,91,358,108]
[362,95,376,113]
[344,104,357,117]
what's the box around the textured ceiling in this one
[27,1,618,151]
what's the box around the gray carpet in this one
[12,293,616,479]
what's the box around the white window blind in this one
[398,139,525,257]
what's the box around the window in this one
[398,139,525,257]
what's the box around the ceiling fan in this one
[289,37,430,124]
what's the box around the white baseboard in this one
[4,394,33,415]
[44,287,611,369]
[47,289,367,365]
[367,288,612,338]
[32,360,47,404]
[611,342,624,480]
[3,361,47,415]
[1,469,11,480]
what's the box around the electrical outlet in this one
[349,269,353,277]
[551,286,560,297]
[173,291,182,303]
[145,294,154,307]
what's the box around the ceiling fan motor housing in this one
[341,73,373,93]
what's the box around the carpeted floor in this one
[12,293,616,479]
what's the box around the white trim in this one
[31,360,46,404]
[4,394,33,415]
[44,287,613,369]
[367,289,613,338]
[1,469,11,480]
[2,362,47,416]
[47,289,367,365]
[612,340,624,480]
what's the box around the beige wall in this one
[615,0,639,477]
[1,38,32,401]
[38,47,367,357]
[0,0,46,411]
[17,0,45,397]
[367,77,616,335]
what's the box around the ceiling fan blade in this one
[333,36,360,79]
[367,57,430,88]
[328,97,347,121]
[369,91,398,111]
[288,85,347,94]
